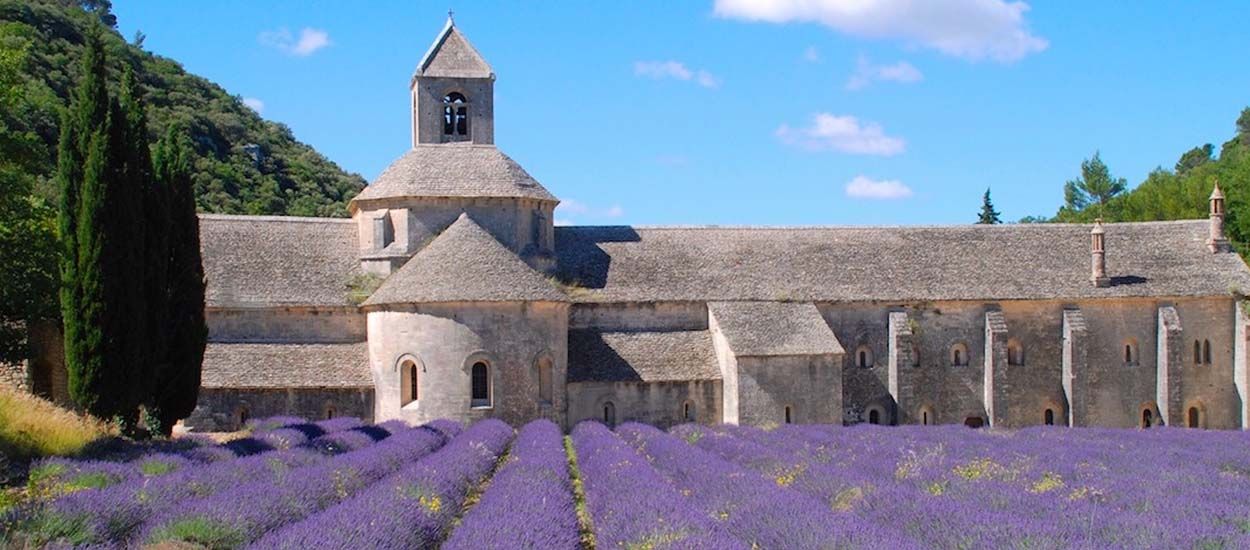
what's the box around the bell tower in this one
[411,16,495,146]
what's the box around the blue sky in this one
[112,1,1249,226]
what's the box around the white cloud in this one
[634,60,720,89]
[846,56,923,90]
[713,0,1048,63]
[556,199,625,223]
[776,113,905,156]
[242,97,264,113]
[803,46,821,63]
[845,175,912,199]
[259,27,331,57]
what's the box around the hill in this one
[0,0,365,218]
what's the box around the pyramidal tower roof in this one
[363,214,568,307]
[415,16,493,79]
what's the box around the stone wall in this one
[821,297,1240,429]
[567,380,721,429]
[571,302,707,332]
[413,76,494,146]
[366,301,569,428]
[208,307,364,343]
[185,387,373,432]
[735,355,841,426]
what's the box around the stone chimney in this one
[1208,181,1231,253]
[1091,219,1110,288]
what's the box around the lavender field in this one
[4,417,1250,549]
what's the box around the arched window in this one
[868,409,880,425]
[911,342,921,367]
[683,401,696,422]
[471,361,491,408]
[950,343,969,366]
[1194,340,1203,364]
[1123,339,1138,365]
[537,357,553,405]
[443,92,468,139]
[603,401,616,427]
[1188,407,1200,428]
[1044,409,1055,426]
[237,407,250,429]
[1007,339,1024,366]
[855,345,873,368]
[401,359,419,406]
[922,410,930,425]
[920,407,934,425]
[325,406,336,420]
[784,405,793,424]
[1203,340,1212,365]
[1141,408,1153,428]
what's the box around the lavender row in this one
[22,416,377,498]
[442,420,580,550]
[141,422,457,548]
[570,422,744,549]
[14,422,419,546]
[249,418,513,550]
[621,423,915,549]
[691,423,1250,548]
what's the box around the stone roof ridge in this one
[362,213,568,307]
[415,18,493,79]
[571,219,1210,231]
[198,213,354,224]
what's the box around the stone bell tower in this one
[1208,181,1231,253]
[410,15,495,146]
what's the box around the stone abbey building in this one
[12,19,1250,432]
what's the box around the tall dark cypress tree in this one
[121,66,164,418]
[150,126,206,435]
[58,29,111,416]
[58,28,151,431]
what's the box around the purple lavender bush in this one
[570,422,746,549]
[249,418,513,550]
[621,422,916,549]
[141,423,450,548]
[442,419,580,550]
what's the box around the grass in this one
[0,386,113,462]
[564,435,597,550]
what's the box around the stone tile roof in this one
[567,329,720,383]
[709,302,844,357]
[554,220,1250,303]
[199,215,360,308]
[363,214,568,307]
[201,342,370,388]
[352,144,557,205]
[416,19,493,79]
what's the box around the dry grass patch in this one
[0,386,114,461]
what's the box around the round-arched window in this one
[950,343,970,366]
[855,345,874,368]
[471,361,491,408]
[443,92,469,138]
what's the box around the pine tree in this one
[150,126,206,436]
[977,188,1002,224]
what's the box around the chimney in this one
[1091,219,1110,288]
[1208,181,1230,253]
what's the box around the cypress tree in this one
[58,28,111,416]
[58,28,152,431]
[150,126,206,436]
